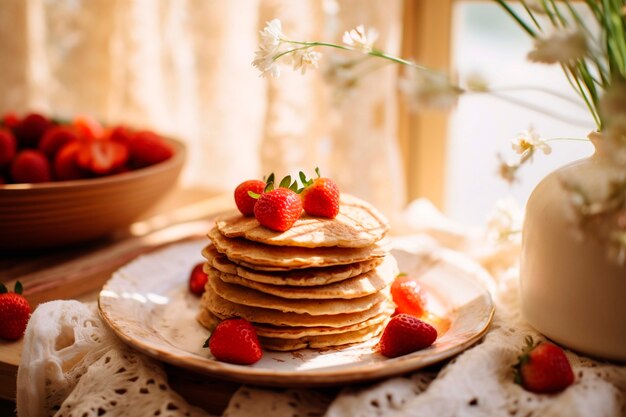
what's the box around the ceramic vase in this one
[520,132,626,361]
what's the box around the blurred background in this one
[0,0,596,226]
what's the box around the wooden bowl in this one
[0,137,186,250]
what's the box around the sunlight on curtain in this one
[0,0,405,218]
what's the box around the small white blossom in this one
[342,25,378,53]
[527,29,587,64]
[399,68,462,110]
[252,49,282,78]
[290,49,322,74]
[259,19,285,50]
[486,198,524,244]
[511,128,552,156]
[497,154,520,184]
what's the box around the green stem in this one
[495,0,537,37]
[487,85,586,108]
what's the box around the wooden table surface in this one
[0,187,245,415]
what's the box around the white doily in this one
[16,201,626,417]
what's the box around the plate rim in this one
[98,242,495,387]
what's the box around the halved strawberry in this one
[204,318,263,365]
[0,128,17,167]
[39,126,79,159]
[76,140,129,175]
[73,114,104,140]
[391,274,427,318]
[54,141,90,181]
[10,150,51,183]
[128,130,173,168]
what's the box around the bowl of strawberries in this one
[0,112,186,250]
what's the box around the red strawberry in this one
[10,150,51,183]
[73,114,104,140]
[514,337,574,393]
[0,128,17,167]
[128,130,174,168]
[2,112,20,130]
[391,274,427,318]
[300,168,340,218]
[54,141,90,181]
[39,126,79,159]
[108,125,134,146]
[234,180,266,216]
[378,314,437,358]
[204,318,263,365]
[254,187,303,232]
[0,281,31,340]
[14,113,51,148]
[189,262,208,296]
[76,140,129,175]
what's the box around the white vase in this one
[520,133,626,362]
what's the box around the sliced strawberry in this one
[73,114,104,140]
[234,180,266,216]
[77,140,129,175]
[54,141,90,181]
[10,150,51,183]
[39,126,79,159]
[189,262,209,296]
[128,130,174,168]
[0,128,17,167]
[378,314,437,358]
[14,113,51,148]
[205,318,263,365]
[391,274,427,318]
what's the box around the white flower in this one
[289,49,322,74]
[259,19,286,51]
[511,128,552,156]
[485,198,524,244]
[342,25,378,53]
[527,29,587,64]
[399,68,462,110]
[252,49,281,78]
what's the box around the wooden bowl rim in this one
[0,136,186,192]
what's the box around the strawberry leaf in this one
[299,171,308,185]
[14,281,23,295]
[315,167,321,178]
[248,191,261,199]
[264,173,275,192]
[279,175,292,189]
[289,180,299,193]
[202,337,211,348]
[0,283,7,294]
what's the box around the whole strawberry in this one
[0,282,31,340]
[254,187,303,232]
[128,130,174,168]
[378,314,437,358]
[14,113,51,148]
[39,126,79,159]
[234,179,266,216]
[204,318,263,365]
[514,336,574,393]
[189,262,208,296]
[0,128,17,167]
[11,150,52,183]
[300,168,340,218]
[391,274,427,318]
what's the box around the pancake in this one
[204,255,397,299]
[258,321,386,351]
[216,194,388,248]
[201,290,393,327]
[208,227,388,269]
[206,273,388,315]
[197,307,392,339]
[203,244,384,286]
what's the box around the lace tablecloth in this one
[16,200,626,417]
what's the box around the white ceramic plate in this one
[99,239,494,387]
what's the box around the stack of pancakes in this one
[198,194,398,351]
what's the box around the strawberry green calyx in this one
[0,283,7,294]
[513,335,536,385]
[15,281,23,295]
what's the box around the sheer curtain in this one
[0,0,405,218]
